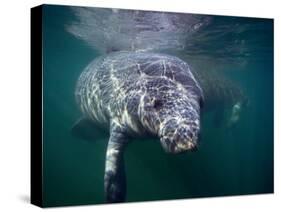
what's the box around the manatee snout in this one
[159,118,200,153]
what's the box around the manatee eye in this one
[153,99,163,110]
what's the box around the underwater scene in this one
[42,5,273,207]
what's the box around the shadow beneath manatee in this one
[71,118,109,142]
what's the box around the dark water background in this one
[42,5,273,207]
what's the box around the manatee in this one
[73,51,204,203]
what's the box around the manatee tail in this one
[66,7,211,54]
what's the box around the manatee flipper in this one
[227,102,242,128]
[104,121,129,203]
[71,117,108,141]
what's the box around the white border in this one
[0,0,279,211]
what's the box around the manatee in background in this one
[191,68,248,127]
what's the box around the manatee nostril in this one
[160,117,201,153]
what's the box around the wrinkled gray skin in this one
[75,51,204,203]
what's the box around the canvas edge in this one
[30,4,44,208]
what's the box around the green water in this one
[42,5,273,207]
